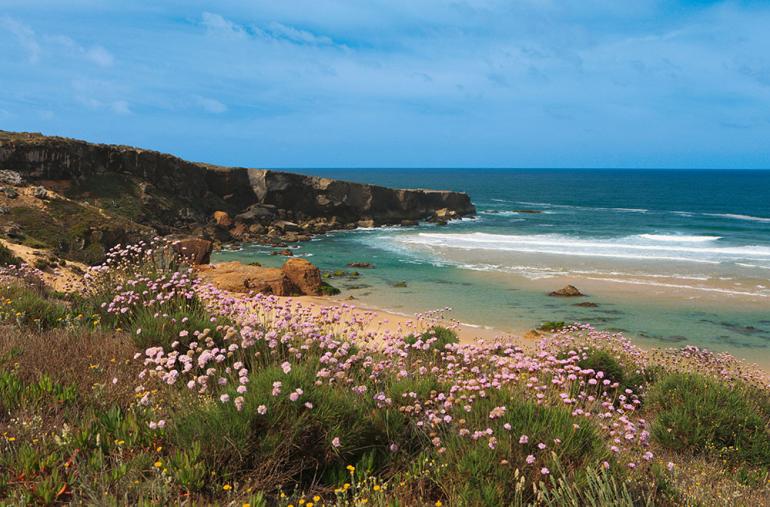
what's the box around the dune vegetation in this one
[1,241,769,506]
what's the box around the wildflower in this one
[518,435,528,444]
[373,485,381,492]
[313,496,320,502]
[346,464,355,473]
[435,501,443,507]
[281,361,292,374]
[667,462,675,472]
[526,454,536,464]
[220,394,230,403]
[541,467,550,475]
[332,437,341,448]
[257,404,267,415]
[223,484,232,491]
[154,461,162,468]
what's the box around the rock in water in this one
[549,285,584,297]
[574,301,598,308]
[347,262,374,268]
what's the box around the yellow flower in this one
[153,461,162,468]
[299,500,305,505]
[346,465,355,472]
[223,484,232,491]
[313,496,320,502]
[307,503,314,507]
[156,446,163,452]
[7,437,16,442]
[343,483,351,490]
[243,504,250,507]
[373,485,381,492]
[115,439,125,446]
[435,501,443,507]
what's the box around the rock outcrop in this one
[197,259,324,296]
[549,285,584,297]
[171,238,213,265]
[0,131,476,241]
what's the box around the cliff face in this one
[0,131,475,228]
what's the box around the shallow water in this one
[215,169,770,367]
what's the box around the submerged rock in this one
[574,301,599,308]
[347,262,374,268]
[549,285,584,297]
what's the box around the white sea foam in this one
[638,234,721,243]
[395,232,770,265]
[707,213,770,224]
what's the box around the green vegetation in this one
[648,373,770,466]
[0,244,768,506]
[6,200,145,264]
[0,243,20,266]
[538,321,566,332]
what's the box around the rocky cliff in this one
[0,131,475,235]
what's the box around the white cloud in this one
[0,15,40,63]
[111,100,131,114]
[85,45,114,67]
[194,96,227,114]
[201,12,246,38]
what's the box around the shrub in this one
[171,363,418,491]
[436,391,609,505]
[0,283,69,330]
[538,321,566,332]
[0,243,20,266]
[647,373,770,466]
[404,325,459,352]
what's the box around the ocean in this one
[214,170,770,367]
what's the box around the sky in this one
[1,1,769,169]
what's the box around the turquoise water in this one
[215,170,770,366]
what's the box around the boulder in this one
[271,249,293,256]
[172,238,212,264]
[0,170,23,185]
[347,262,374,268]
[512,209,543,214]
[213,211,232,228]
[549,285,584,297]
[1,187,18,199]
[357,219,376,228]
[574,301,598,308]
[282,258,323,296]
[197,262,294,295]
[31,186,49,199]
[273,220,300,232]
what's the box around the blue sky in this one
[1,1,769,169]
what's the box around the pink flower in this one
[667,462,675,472]
[219,394,230,403]
[519,435,529,444]
[526,455,536,464]
[257,404,267,415]
[332,437,341,448]
[540,467,550,475]
[179,330,189,337]
[281,361,292,374]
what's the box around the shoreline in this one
[290,292,770,376]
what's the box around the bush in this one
[171,363,418,490]
[647,373,770,466]
[0,283,70,330]
[436,391,609,505]
[577,349,648,392]
[0,243,20,266]
[404,325,459,352]
[538,321,566,332]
